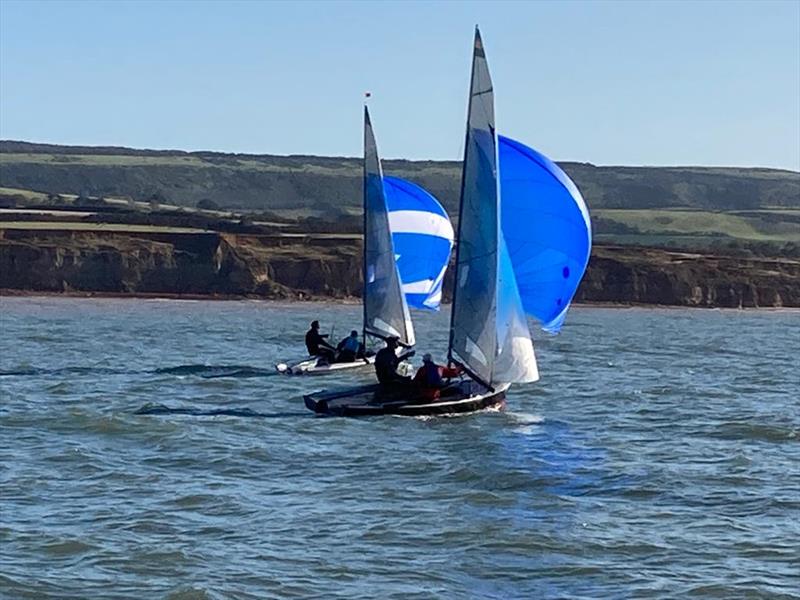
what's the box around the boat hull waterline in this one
[304,381,509,417]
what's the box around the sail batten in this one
[363,107,415,347]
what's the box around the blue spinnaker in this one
[499,135,592,333]
[384,176,454,311]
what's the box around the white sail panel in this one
[492,235,539,383]
[387,211,454,240]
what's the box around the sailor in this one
[413,353,462,400]
[374,336,414,385]
[336,330,361,363]
[305,320,335,363]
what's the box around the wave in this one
[134,402,306,419]
[710,421,798,444]
[154,364,276,378]
[0,367,40,376]
[0,364,276,379]
[0,366,134,377]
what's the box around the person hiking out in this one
[305,320,335,363]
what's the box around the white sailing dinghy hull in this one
[275,356,376,376]
[305,381,509,417]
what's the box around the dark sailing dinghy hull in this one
[304,382,509,417]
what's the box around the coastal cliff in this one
[1,229,797,307]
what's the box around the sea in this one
[1,297,798,599]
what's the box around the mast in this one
[447,28,480,369]
[362,104,416,347]
[447,26,497,390]
[448,27,539,388]
[362,104,369,347]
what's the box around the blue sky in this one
[1,0,798,169]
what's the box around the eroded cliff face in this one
[1,229,798,307]
[577,246,799,308]
[0,230,362,299]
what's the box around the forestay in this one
[384,176,454,311]
[363,107,415,346]
[499,135,592,333]
[448,29,538,386]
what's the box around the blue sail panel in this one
[498,135,592,333]
[383,176,454,311]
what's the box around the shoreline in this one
[3,288,798,312]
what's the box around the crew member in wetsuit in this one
[374,336,414,386]
[305,320,335,363]
[336,330,361,363]
[413,353,462,400]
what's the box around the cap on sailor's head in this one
[422,353,433,363]
[311,320,320,328]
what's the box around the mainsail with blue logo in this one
[383,177,454,311]
[499,136,592,333]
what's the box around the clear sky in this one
[1,0,798,170]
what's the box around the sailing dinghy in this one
[278,106,450,375]
[304,28,590,414]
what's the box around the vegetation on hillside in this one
[1,140,798,254]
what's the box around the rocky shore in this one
[1,228,798,308]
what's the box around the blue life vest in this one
[342,336,360,353]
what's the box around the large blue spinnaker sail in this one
[383,176,454,311]
[498,135,592,333]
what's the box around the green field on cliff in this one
[2,140,798,252]
[592,208,800,244]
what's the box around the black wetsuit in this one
[305,329,334,360]
[375,347,409,385]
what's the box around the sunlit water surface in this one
[1,297,798,599]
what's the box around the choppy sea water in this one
[1,297,798,599]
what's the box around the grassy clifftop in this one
[2,140,798,252]
[2,140,798,215]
